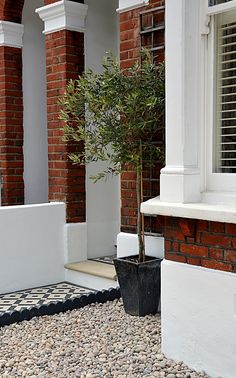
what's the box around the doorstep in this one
[65,260,117,281]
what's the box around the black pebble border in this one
[0,288,121,328]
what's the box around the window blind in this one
[216,20,236,173]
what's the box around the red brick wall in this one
[120,0,165,70]
[0,0,86,219]
[46,30,85,223]
[0,0,24,23]
[0,46,24,205]
[120,0,165,234]
[164,216,236,273]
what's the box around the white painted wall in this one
[22,0,48,204]
[162,260,236,378]
[0,203,65,294]
[64,223,87,263]
[117,232,164,259]
[84,0,120,258]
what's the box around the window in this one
[214,12,236,173]
[205,0,236,192]
[140,6,165,64]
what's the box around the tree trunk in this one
[136,164,145,262]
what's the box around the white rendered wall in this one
[64,223,87,263]
[84,0,120,258]
[162,260,236,378]
[0,203,65,294]
[117,232,164,259]
[22,0,48,204]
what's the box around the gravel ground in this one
[0,299,209,378]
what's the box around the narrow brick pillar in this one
[0,21,24,205]
[37,1,88,222]
[119,0,165,234]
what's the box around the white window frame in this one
[205,0,236,192]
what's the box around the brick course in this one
[120,0,165,70]
[0,46,24,205]
[164,216,236,273]
[120,0,165,235]
[46,30,85,223]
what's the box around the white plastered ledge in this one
[141,196,236,224]
[36,0,88,34]
[117,0,149,13]
[0,21,24,48]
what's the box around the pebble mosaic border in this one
[0,288,121,328]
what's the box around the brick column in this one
[37,1,88,222]
[0,21,24,205]
[119,0,165,234]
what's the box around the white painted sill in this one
[141,196,236,224]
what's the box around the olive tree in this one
[60,51,165,262]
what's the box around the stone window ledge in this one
[141,196,236,224]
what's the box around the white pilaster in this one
[0,21,24,48]
[160,0,201,203]
[117,0,149,13]
[36,0,88,34]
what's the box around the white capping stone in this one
[117,0,149,13]
[141,196,236,224]
[36,0,88,34]
[0,21,24,48]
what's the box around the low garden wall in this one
[0,203,65,294]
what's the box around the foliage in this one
[60,50,165,261]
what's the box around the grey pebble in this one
[0,299,209,378]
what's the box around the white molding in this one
[117,0,149,13]
[141,195,236,224]
[0,21,24,48]
[200,0,210,35]
[36,0,88,34]
[207,0,236,16]
[160,169,201,203]
[162,260,236,378]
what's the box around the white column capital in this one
[0,21,24,48]
[117,0,149,13]
[36,0,88,35]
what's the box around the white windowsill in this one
[141,196,236,224]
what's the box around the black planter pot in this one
[114,256,162,317]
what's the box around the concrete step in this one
[65,260,118,291]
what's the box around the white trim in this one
[160,0,202,203]
[207,0,236,16]
[162,259,236,378]
[141,196,236,223]
[0,21,24,48]
[36,0,88,34]
[117,0,149,13]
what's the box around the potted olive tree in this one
[60,51,165,316]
